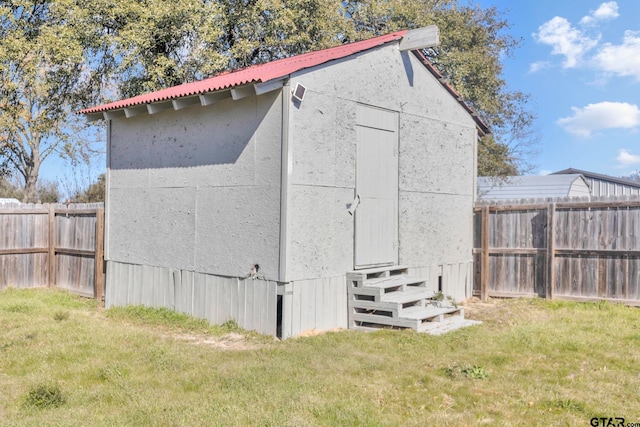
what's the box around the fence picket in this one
[0,203,104,299]
[475,196,640,306]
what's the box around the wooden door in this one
[354,104,398,268]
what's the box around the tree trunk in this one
[22,159,41,203]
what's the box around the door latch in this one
[347,195,360,216]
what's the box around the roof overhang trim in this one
[84,77,289,122]
[80,27,488,134]
[79,31,408,118]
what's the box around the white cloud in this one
[580,1,619,25]
[533,16,599,68]
[538,170,553,176]
[616,149,640,166]
[557,102,640,137]
[528,61,551,73]
[593,31,640,80]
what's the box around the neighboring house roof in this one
[552,168,640,189]
[477,175,591,200]
[79,30,489,134]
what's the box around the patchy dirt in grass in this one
[461,297,493,314]
[462,297,550,328]
[170,328,348,349]
[173,332,261,350]
[461,297,514,319]
[296,328,345,338]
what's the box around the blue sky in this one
[474,0,640,177]
[40,0,640,188]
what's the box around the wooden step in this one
[350,309,471,332]
[350,312,423,329]
[347,265,409,283]
[350,302,462,322]
[349,287,430,314]
[401,305,464,322]
[349,287,431,319]
[380,287,431,304]
[348,276,427,299]
[350,299,421,318]
[346,267,476,335]
[417,319,482,334]
[362,276,426,289]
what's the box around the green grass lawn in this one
[1,288,639,426]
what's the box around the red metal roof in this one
[79,29,489,134]
[79,31,408,115]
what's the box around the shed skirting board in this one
[105,261,348,338]
[106,261,278,336]
[105,261,467,337]
[408,260,474,302]
[279,275,349,339]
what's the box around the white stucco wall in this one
[398,115,476,267]
[284,43,478,299]
[287,45,476,299]
[284,94,356,281]
[106,41,479,303]
[107,91,283,280]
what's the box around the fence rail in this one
[0,203,104,299]
[474,196,640,305]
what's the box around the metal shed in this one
[552,168,640,197]
[0,198,20,206]
[477,175,591,200]
[81,27,486,337]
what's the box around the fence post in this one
[94,207,105,301]
[546,203,556,300]
[48,204,56,288]
[480,205,490,301]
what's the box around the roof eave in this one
[79,27,488,135]
[79,31,408,117]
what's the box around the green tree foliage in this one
[0,175,60,202]
[0,0,536,191]
[73,173,105,203]
[343,1,537,175]
[0,176,20,200]
[99,0,536,176]
[87,0,354,99]
[625,171,640,183]
[0,0,103,202]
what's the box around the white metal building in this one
[552,168,640,197]
[0,198,20,206]
[477,175,591,201]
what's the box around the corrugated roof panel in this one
[79,28,490,134]
[553,168,640,191]
[478,175,590,200]
[79,31,407,115]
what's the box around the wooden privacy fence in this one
[474,196,640,306]
[0,203,104,299]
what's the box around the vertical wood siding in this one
[586,178,640,197]
[106,261,278,336]
[408,262,474,301]
[474,196,640,305]
[279,276,348,338]
[0,203,104,298]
